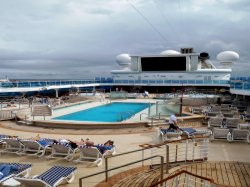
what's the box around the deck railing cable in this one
[79,155,164,187]
[78,136,210,186]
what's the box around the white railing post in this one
[185,139,188,162]
[192,140,195,161]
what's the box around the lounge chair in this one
[0,138,24,154]
[231,129,250,143]
[190,107,203,114]
[181,128,211,137]
[159,129,182,142]
[206,112,218,119]
[207,117,223,129]
[74,145,115,166]
[47,143,78,161]
[243,113,250,122]
[0,134,12,147]
[0,163,32,184]
[222,112,234,118]
[14,166,76,187]
[225,118,239,128]
[19,138,54,157]
[221,104,230,110]
[210,128,231,141]
[238,123,250,130]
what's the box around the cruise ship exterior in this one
[1,48,249,98]
[111,48,234,88]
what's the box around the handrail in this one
[150,170,214,187]
[150,169,234,187]
[79,155,164,187]
[139,113,148,120]
[118,111,133,121]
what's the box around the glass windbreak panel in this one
[18,82,29,87]
[188,80,195,84]
[157,80,163,83]
[148,101,179,118]
[164,80,171,83]
[1,82,15,87]
[30,82,40,87]
[149,80,156,83]
[141,57,186,71]
[180,80,187,84]
[235,83,243,89]
[204,81,212,84]
[196,80,203,84]
[220,80,229,84]
[172,80,180,84]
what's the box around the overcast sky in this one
[0,0,249,79]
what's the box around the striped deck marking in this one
[238,162,249,187]
[242,163,250,187]
[224,162,235,186]
[229,162,242,187]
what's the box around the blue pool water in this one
[53,102,150,122]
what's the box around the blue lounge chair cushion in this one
[0,164,18,179]
[160,129,178,134]
[181,128,196,135]
[37,166,76,186]
[95,144,113,154]
[0,163,31,180]
[38,138,55,147]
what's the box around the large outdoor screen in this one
[141,57,186,71]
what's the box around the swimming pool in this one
[53,102,150,122]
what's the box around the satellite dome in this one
[217,51,239,62]
[116,54,131,66]
[160,50,180,55]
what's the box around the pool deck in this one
[0,120,250,187]
[1,98,250,186]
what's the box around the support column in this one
[55,89,59,98]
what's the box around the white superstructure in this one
[111,48,238,86]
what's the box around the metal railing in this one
[117,111,133,121]
[79,155,164,187]
[150,170,226,187]
[78,136,210,186]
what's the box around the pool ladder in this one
[118,111,133,121]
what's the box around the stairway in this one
[32,105,52,116]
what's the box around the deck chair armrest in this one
[227,132,232,142]
[32,175,39,179]
[65,171,76,183]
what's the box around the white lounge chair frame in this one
[19,140,51,157]
[225,118,239,128]
[14,166,76,187]
[208,117,223,129]
[0,163,32,184]
[74,146,116,166]
[0,138,24,154]
[231,129,250,143]
[47,143,78,161]
[210,128,231,142]
[159,128,182,142]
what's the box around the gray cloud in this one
[0,0,249,79]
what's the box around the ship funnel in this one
[199,52,210,60]
[181,48,193,54]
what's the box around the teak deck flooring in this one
[174,161,250,187]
